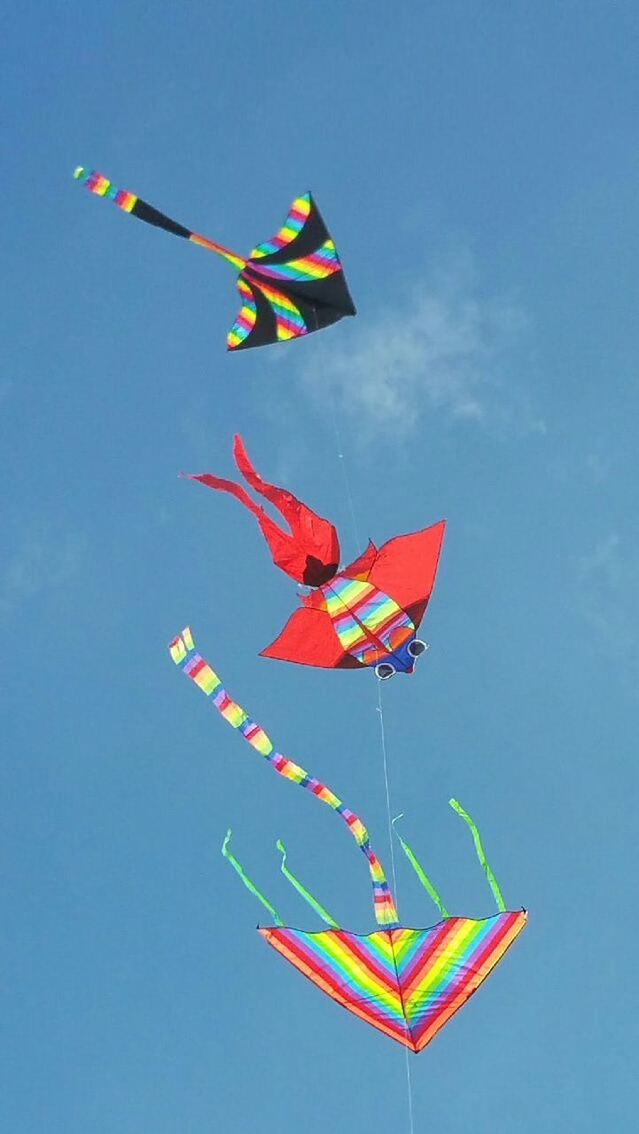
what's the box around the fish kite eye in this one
[408,639,429,659]
[375,661,396,680]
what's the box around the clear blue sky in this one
[3,3,638,1130]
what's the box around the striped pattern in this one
[249,239,340,283]
[261,911,527,1052]
[250,194,312,258]
[244,273,308,341]
[322,577,415,665]
[169,628,399,927]
[74,166,137,212]
[227,278,258,349]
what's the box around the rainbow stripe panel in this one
[227,278,258,349]
[74,167,137,213]
[261,911,527,1051]
[322,578,415,665]
[169,628,399,927]
[249,239,341,284]
[250,194,312,259]
[244,274,308,341]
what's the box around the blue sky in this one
[3,2,639,1130]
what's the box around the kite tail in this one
[233,436,340,582]
[185,436,340,587]
[222,830,284,926]
[449,799,507,912]
[73,166,246,270]
[391,816,450,919]
[169,627,399,927]
[276,839,339,927]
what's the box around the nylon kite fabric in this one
[186,435,446,676]
[168,627,399,927]
[74,167,356,350]
[169,629,527,1052]
[261,913,527,1052]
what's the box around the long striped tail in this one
[169,627,399,927]
[74,166,246,269]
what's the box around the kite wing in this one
[75,169,355,352]
[185,436,340,587]
[260,606,362,669]
[261,912,527,1052]
[368,521,446,629]
[228,193,356,351]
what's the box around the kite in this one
[186,435,446,679]
[74,167,356,350]
[169,627,527,1052]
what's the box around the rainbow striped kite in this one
[169,627,527,1052]
[74,167,356,351]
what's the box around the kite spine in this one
[169,627,399,928]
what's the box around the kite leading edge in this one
[74,167,356,351]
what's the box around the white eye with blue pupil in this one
[408,639,428,659]
[375,662,396,680]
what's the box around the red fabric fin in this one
[368,521,446,630]
[261,607,361,669]
[233,436,340,586]
[341,540,378,580]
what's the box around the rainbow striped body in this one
[261,911,527,1052]
[320,575,415,669]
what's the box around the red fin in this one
[341,540,378,580]
[261,607,362,669]
[186,438,339,587]
[368,522,446,629]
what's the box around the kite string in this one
[376,680,415,1134]
[328,391,361,557]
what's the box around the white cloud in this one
[299,259,542,439]
[577,534,639,654]
[0,526,87,618]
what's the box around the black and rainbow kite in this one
[74,167,356,351]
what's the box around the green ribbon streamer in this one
[221,829,284,926]
[276,840,339,927]
[392,815,450,918]
[449,799,506,912]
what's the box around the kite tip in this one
[73,166,85,181]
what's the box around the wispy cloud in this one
[299,255,542,439]
[577,534,639,654]
[0,525,87,618]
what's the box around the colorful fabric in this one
[169,627,399,927]
[323,577,415,666]
[261,912,527,1052]
[185,434,340,587]
[263,523,447,675]
[74,167,355,351]
[184,435,446,674]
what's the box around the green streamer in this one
[391,815,450,918]
[449,799,506,912]
[276,840,339,927]
[221,829,284,926]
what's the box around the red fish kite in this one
[186,436,446,679]
[169,627,527,1052]
[74,167,356,350]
